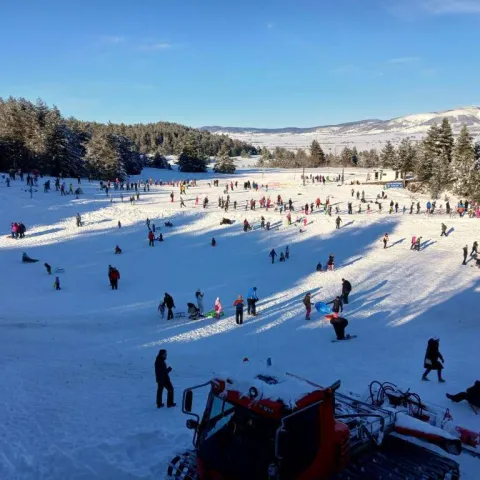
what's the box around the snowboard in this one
[331,335,357,343]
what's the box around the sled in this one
[332,335,357,343]
[54,268,65,273]
[205,310,225,319]
[315,302,332,314]
[175,312,186,318]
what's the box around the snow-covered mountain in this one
[202,106,480,136]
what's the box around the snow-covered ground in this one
[1,166,479,479]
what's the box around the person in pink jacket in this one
[214,297,223,319]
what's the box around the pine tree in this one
[380,141,396,169]
[310,140,325,166]
[452,125,477,197]
[429,118,454,194]
[416,124,440,187]
[396,138,416,186]
[85,132,127,180]
[214,147,236,174]
[177,134,207,172]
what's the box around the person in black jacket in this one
[341,279,352,304]
[164,293,175,320]
[422,338,445,382]
[155,349,175,408]
[446,381,480,409]
[327,296,343,314]
[462,245,468,265]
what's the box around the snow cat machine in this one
[166,367,462,480]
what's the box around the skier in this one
[303,292,312,320]
[382,233,389,249]
[233,295,245,325]
[155,349,175,408]
[335,216,342,230]
[214,297,223,319]
[341,279,352,304]
[109,267,120,290]
[164,293,175,320]
[195,289,204,315]
[327,296,344,315]
[44,263,52,275]
[211,237,216,247]
[269,248,277,264]
[330,315,349,340]
[53,276,61,290]
[446,381,480,410]
[422,338,445,382]
[462,245,468,265]
[148,230,155,247]
[285,245,290,260]
[441,223,447,237]
[247,287,258,316]
[471,241,478,257]
[158,301,166,319]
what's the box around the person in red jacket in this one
[109,267,120,290]
[148,230,155,247]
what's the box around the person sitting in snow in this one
[158,233,164,242]
[279,252,285,262]
[115,245,122,254]
[446,381,480,411]
[316,262,323,272]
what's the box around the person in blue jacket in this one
[247,287,258,316]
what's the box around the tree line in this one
[258,120,480,200]
[0,97,257,179]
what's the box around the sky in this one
[1,0,479,128]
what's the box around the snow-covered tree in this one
[177,134,207,172]
[214,149,236,174]
[380,141,396,169]
[396,138,416,186]
[452,125,479,200]
[310,140,326,166]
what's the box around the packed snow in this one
[1,165,479,479]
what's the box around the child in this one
[158,302,166,319]
[316,262,323,272]
[53,276,61,290]
[115,245,122,254]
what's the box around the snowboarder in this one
[233,295,244,325]
[53,276,61,291]
[44,263,52,275]
[155,349,175,408]
[341,279,352,304]
[247,287,258,316]
[462,245,468,265]
[441,223,447,237]
[164,293,175,320]
[471,241,478,257]
[335,216,342,230]
[109,267,120,290]
[422,338,445,382]
[148,230,155,247]
[303,293,312,320]
[330,316,349,340]
[382,233,389,249]
[327,296,344,315]
[446,381,480,410]
[214,297,223,319]
[195,289,204,315]
[211,237,216,247]
[115,245,122,254]
[269,249,277,264]
[158,301,166,319]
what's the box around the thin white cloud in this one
[421,0,480,14]
[388,56,421,64]
[138,42,172,51]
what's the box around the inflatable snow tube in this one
[315,302,332,314]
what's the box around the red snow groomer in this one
[167,366,462,480]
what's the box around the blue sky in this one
[1,0,479,127]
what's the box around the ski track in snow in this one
[0,167,479,479]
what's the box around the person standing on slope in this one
[327,296,344,316]
[341,279,352,304]
[382,233,389,249]
[195,289,204,315]
[164,293,175,320]
[462,245,468,265]
[441,223,448,237]
[471,241,478,257]
[214,297,223,319]
[247,287,258,316]
[233,295,245,325]
[269,249,277,264]
[285,245,290,260]
[303,293,312,320]
[148,230,155,247]
[155,349,175,408]
[109,267,120,290]
[335,216,342,230]
[422,338,445,383]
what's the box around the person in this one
[158,233,164,242]
[303,293,312,320]
[148,230,155,247]
[247,287,258,316]
[164,293,175,320]
[327,254,335,271]
[330,316,349,340]
[279,252,285,262]
[382,233,389,249]
[422,338,445,382]
[76,213,82,227]
[118,221,122,229]
[410,236,417,250]
[335,216,342,230]
[195,289,204,315]
[285,246,290,260]
[155,349,175,408]
[269,249,277,264]
[341,279,352,304]
[53,276,61,290]
[233,295,244,325]
[415,237,422,251]
[109,267,120,290]
[441,223,447,237]
[158,301,166,319]
[316,262,323,272]
[44,263,52,275]
[462,245,468,265]
[471,241,478,257]
[327,296,343,315]
[214,297,223,319]
[446,381,480,410]
[115,245,122,254]
[211,237,216,247]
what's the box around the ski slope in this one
[1,166,479,479]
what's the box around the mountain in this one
[201,106,480,136]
